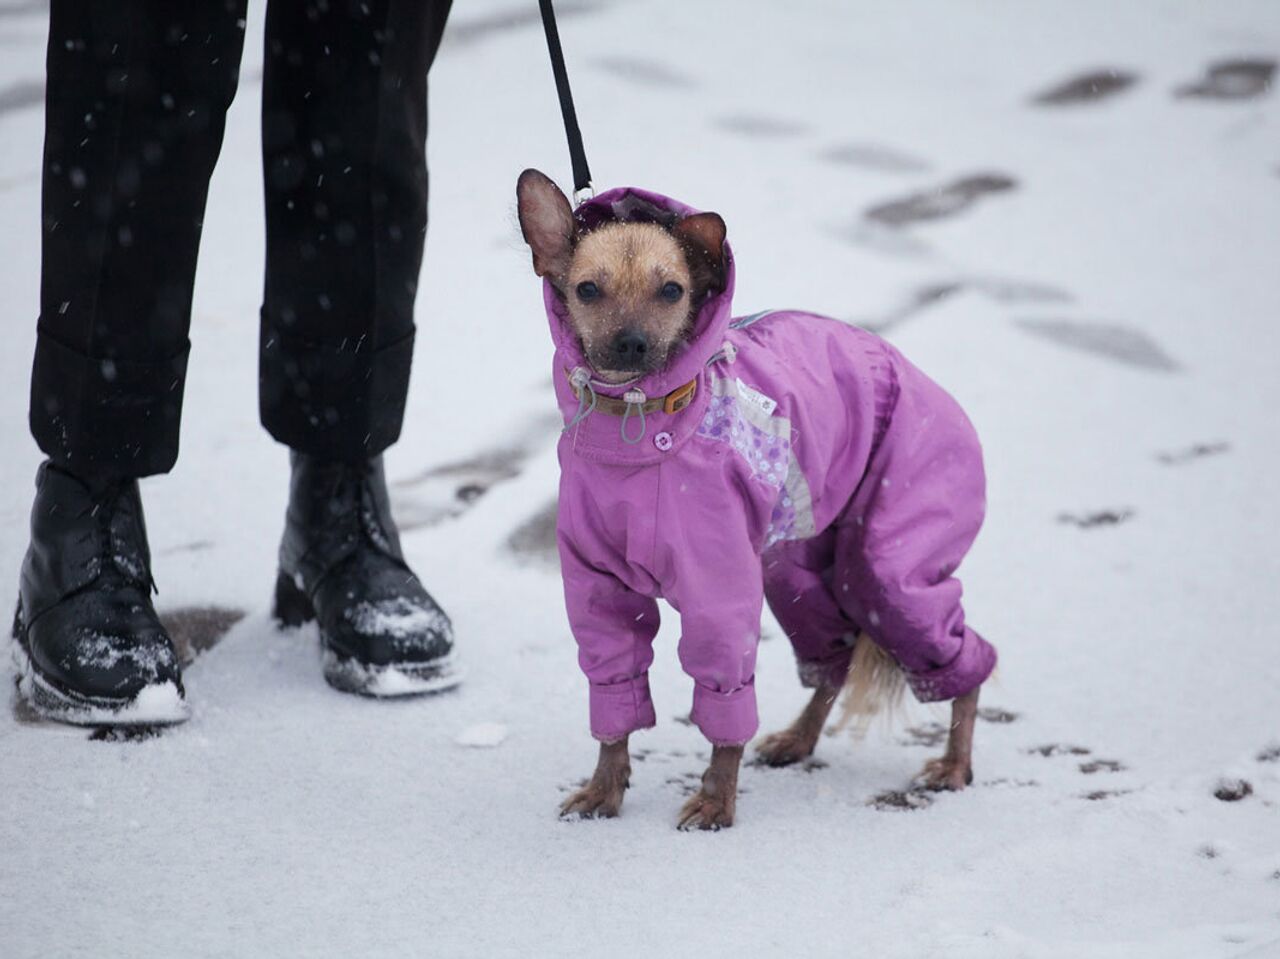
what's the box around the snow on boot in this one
[13,462,188,726]
[274,452,460,697]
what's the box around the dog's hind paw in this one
[916,756,974,792]
[752,728,818,768]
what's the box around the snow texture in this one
[455,722,510,748]
[2,1,1279,957]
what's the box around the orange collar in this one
[566,371,698,417]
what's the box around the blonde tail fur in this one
[834,633,906,737]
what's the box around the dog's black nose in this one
[610,330,650,368]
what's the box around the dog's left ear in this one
[672,212,728,292]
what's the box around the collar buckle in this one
[663,379,697,415]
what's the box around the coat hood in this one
[544,185,736,466]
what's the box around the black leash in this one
[537,0,593,203]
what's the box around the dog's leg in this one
[677,744,743,830]
[917,686,979,790]
[560,737,632,819]
[753,684,840,766]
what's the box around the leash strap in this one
[538,0,593,203]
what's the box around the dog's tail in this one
[833,633,906,737]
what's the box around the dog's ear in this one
[672,212,727,293]
[517,169,576,280]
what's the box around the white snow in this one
[455,722,509,748]
[347,597,453,641]
[2,1,1279,957]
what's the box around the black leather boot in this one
[274,453,460,696]
[13,462,187,725]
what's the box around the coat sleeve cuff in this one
[689,678,759,746]
[797,650,855,690]
[905,628,997,703]
[589,674,657,742]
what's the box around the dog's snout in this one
[610,329,650,368]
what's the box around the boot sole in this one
[273,573,464,698]
[11,607,190,728]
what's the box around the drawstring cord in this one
[564,367,598,431]
[565,340,736,444]
[620,389,647,444]
[564,367,650,443]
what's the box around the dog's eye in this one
[659,281,684,302]
[576,281,600,302]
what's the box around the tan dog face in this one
[517,169,726,383]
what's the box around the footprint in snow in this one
[817,142,932,174]
[159,539,215,556]
[899,722,950,748]
[982,778,1039,789]
[1082,789,1133,801]
[1026,743,1092,757]
[713,114,810,140]
[507,498,559,568]
[89,725,167,743]
[1175,58,1276,101]
[1156,441,1230,466]
[666,776,700,797]
[1079,759,1127,775]
[163,605,246,667]
[392,412,559,533]
[869,787,933,811]
[1014,318,1182,372]
[591,56,694,89]
[895,710,1016,749]
[393,448,527,531]
[1057,509,1134,530]
[977,707,1020,724]
[854,282,963,334]
[1022,742,1138,800]
[864,173,1017,227]
[1030,68,1139,106]
[854,276,1073,335]
[1213,778,1253,802]
[746,755,828,773]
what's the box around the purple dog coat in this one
[547,187,997,746]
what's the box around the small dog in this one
[517,169,997,829]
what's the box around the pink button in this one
[653,431,674,452]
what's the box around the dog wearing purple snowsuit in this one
[520,177,997,826]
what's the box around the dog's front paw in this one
[753,727,818,767]
[916,756,974,792]
[559,773,629,820]
[677,790,736,831]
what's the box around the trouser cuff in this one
[588,674,657,742]
[906,628,998,703]
[797,649,855,690]
[29,330,189,478]
[690,679,759,746]
[259,314,415,461]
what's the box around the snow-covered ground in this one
[2,1,1279,955]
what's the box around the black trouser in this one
[31,0,452,479]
